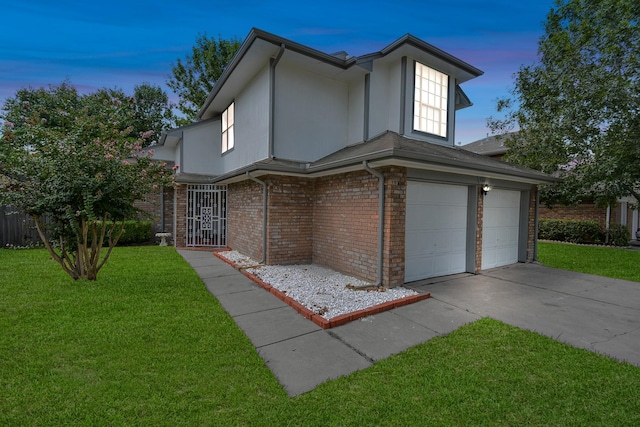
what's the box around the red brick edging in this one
[213,252,431,329]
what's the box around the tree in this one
[131,83,176,144]
[489,0,640,206]
[167,34,241,124]
[0,83,174,280]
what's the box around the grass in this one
[538,241,640,281]
[2,246,640,425]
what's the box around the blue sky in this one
[1,0,556,144]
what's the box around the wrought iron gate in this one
[186,184,227,247]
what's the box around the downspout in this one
[363,161,384,287]
[247,171,267,264]
[269,44,286,159]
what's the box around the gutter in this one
[363,161,384,287]
[246,171,267,264]
[269,44,286,159]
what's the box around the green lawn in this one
[538,241,640,281]
[2,247,640,426]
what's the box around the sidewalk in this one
[178,249,477,396]
[179,249,640,396]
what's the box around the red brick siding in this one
[538,203,608,228]
[312,170,379,283]
[227,180,265,262]
[475,186,484,272]
[265,176,314,265]
[134,187,174,238]
[382,167,407,287]
[174,184,187,247]
[527,186,537,262]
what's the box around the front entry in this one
[186,184,227,247]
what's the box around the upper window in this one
[414,62,448,138]
[222,102,234,153]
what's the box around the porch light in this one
[482,184,491,196]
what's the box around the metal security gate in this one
[186,184,227,247]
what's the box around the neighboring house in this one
[153,28,555,287]
[463,134,638,239]
[460,133,513,160]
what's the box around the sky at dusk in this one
[1,0,557,144]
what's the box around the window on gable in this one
[414,62,448,138]
[222,102,234,153]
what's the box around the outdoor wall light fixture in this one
[482,183,492,196]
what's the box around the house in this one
[461,133,513,160]
[153,28,555,287]
[463,134,639,239]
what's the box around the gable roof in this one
[197,28,484,120]
[462,133,515,156]
[201,131,555,185]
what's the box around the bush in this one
[606,223,629,247]
[117,221,153,245]
[538,219,629,247]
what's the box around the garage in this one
[405,181,469,282]
[482,189,521,269]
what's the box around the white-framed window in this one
[414,62,448,138]
[222,102,234,153]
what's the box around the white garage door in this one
[482,189,521,269]
[405,182,468,282]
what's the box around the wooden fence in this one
[0,206,43,247]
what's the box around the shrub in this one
[115,221,153,245]
[538,219,629,247]
[538,219,602,244]
[606,224,629,247]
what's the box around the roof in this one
[461,133,515,156]
[197,28,484,120]
[192,131,555,185]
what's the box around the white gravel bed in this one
[218,250,418,320]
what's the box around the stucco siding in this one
[181,122,220,175]
[273,61,349,161]
[220,65,270,173]
[368,62,392,138]
[347,77,365,144]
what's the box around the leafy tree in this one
[0,83,174,280]
[131,83,176,144]
[489,0,640,206]
[167,33,241,124]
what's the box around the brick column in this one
[174,184,187,248]
[527,185,538,262]
[382,166,407,287]
[475,185,484,272]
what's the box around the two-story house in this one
[153,28,555,287]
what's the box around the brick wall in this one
[312,170,379,283]
[227,180,265,261]
[538,202,608,227]
[475,185,484,272]
[382,167,407,287]
[134,187,174,238]
[265,176,314,264]
[527,186,537,262]
[174,184,187,247]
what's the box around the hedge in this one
[117,220,153,245]
[538,219,629,247]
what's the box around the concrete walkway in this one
[178,250,640,396]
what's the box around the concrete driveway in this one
[180,250,640,395]
[408,262,640,367]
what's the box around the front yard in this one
[1,245,640,425]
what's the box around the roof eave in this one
[196,28,354,120]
